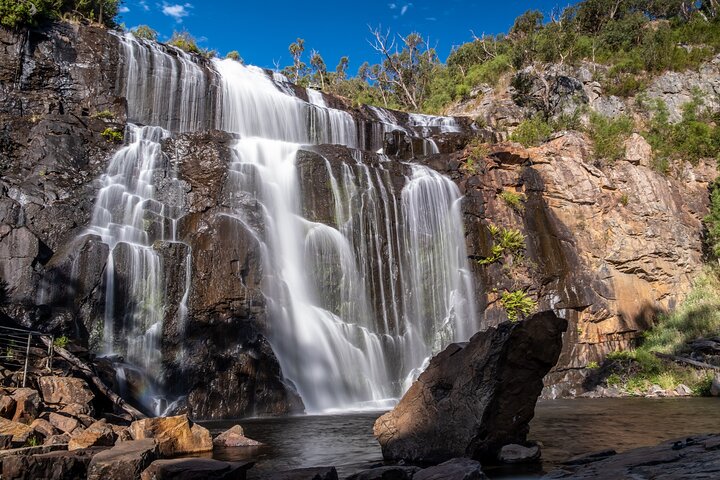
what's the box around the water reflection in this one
[200,398,720,479]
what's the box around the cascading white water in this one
[87,36,478,413]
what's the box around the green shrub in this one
[53,335,69,349]
[692,374,714,396]
[132,25,158,42]
[0,0,121,28]
[226,50,243,62]
[510,116,553,147]
[93,110,114,120]
[500,290,537,322]
[168,31,201,55]
[587,112,633,162]
[101,127,123,143]
[499,189,525,211]
[479,225,526,265]
[587,361,599,369]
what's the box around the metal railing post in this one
[22,332,31,388]
[46,335,54,370]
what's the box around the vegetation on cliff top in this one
[0,0,121,28]
[296,0,720,113]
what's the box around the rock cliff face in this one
[0,22,715,414]
[421,132,714,395]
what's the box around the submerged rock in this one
[346,465,420,480]
[497,444,541,464]
[213,425,263,447]
[263,466,339,480]
[374,311,567,462]
[413,458,486,480]
[544,434,720,479]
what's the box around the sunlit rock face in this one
[0,23,714,416]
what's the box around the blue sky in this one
[118,1,577,72]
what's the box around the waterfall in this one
[85,36,479,414]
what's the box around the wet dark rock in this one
[262,466,339,480]
[140,458,254,480]
[346,465,420,480]
[374,311,567,463]
[544,434,720,479]
[413,458,486,480]
[87,439,159,480]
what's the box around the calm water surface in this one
[201,398,720,478]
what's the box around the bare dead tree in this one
[368,26,419,110]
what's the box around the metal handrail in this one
[0,325,54,387]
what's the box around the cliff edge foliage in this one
[0,0,120,28]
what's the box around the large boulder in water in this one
[129,414,212,456]
[373,310,567,463]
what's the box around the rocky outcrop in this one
[545,434,720,479]
[128,414,212,457]
[87,439,159,480]
[423,131,715,395]
[374,311,567,462]
[1,447,101,480]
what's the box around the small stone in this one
[10,388,40,424]
[624,133,652,167]
[30,418,57,438]
[498,443,541,464]
[60,402,94,417]
[49,412,81,433]
[0,417,38,446]
[213,425,263,447]
[710,374,720,397]
[675,384,692,396]
[647,384,665,396]
[255,466,338,480]
[0,395,16,419]
[44,433,71,446]
[68,419,116,451]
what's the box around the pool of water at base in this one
[199,398,720,479]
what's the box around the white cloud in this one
[139,0,149,11]
[400,3,413,16]
[388,3,396,8]
[119,6,130,13]
[162,2,192,22]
